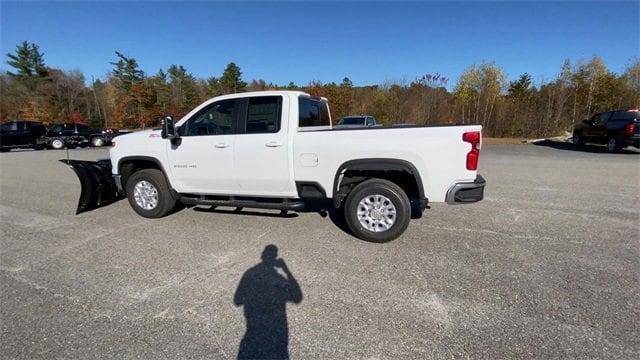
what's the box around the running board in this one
[179,196,306,211]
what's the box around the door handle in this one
[214,143,229,148]
[265,141,283,147]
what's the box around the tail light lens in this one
[625,123,636,136]
[463,131,481,170]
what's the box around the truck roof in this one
[212,90,327,102]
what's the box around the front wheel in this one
[572,133,584,146]
[344,179,411,242]
[125,169,176,218]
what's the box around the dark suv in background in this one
[0,121,47,152]
[573,109,640,152]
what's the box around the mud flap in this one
[60,159,122,214]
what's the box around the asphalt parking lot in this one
[1,143,638,359]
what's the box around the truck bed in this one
[293,124,482,202]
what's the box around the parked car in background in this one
[573,109,640,152]
[44,123,119,149]
[334,115,380,129]
[0,121,47,152]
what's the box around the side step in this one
[179,195,306,211]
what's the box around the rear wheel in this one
[51,139,65,150]
[125,169,176,218]
[607,137,621,153]
[344,179,411,242]
[0,148,10,153]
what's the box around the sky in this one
[1,1,638,87]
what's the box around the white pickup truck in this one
[63,90,485,242]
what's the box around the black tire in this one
[607,137,621,153]
[572,133,584,146]
[0,148,10,153]
[344,178,411,243]
[125,169,176,218]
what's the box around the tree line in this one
[1,41,638,137]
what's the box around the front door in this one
[234,95,294,195]
[584,112,610,141]
[166,99,240,194]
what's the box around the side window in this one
[299,98,330,127]
[366,117,374,126]
[2,122,18,131]
[246,96,281,134]
[185,99,238,136]
[598,112,612,125]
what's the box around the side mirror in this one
[161,116,177,139]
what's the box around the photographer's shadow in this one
[234,245,303,360]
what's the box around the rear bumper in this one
[625,135,639,148]
[446,175,486,204]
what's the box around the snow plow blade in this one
[60,159,121,214]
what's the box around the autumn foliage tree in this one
[1,41,638,137]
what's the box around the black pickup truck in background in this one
[573,109,640,152]
[0,121,47,152]
[44,123,119,149]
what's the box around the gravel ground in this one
[1,143,638,359]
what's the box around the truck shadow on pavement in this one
[234,245,303,360]
[533,140,639,154]
[191,204,355,236]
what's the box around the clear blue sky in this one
[1,1,638,87]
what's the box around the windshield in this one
[339,117,365,125]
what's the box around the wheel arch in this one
[331,158,426,216]
[117,156,178,199]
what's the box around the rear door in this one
[233,95,294,195]
[167,99,240,193]
[17,122,31,145]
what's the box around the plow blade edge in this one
[60,159,121,214]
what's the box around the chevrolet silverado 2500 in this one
[63,91,485,242]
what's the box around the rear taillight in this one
[625,123,636,136]
[463,131,481,170]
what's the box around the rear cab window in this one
[610,111,639,122]
[298,97,331,130]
